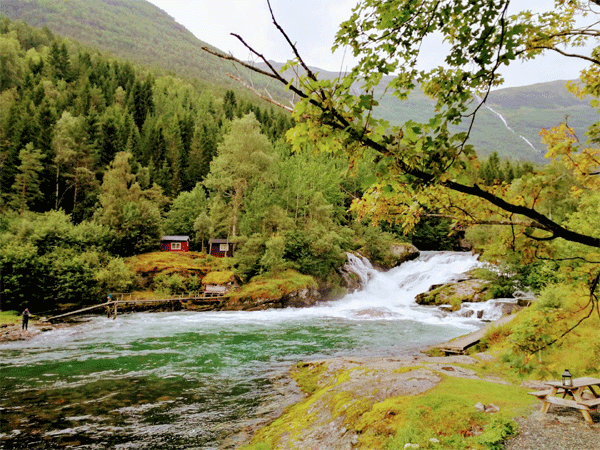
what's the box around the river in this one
[1,252,491,449]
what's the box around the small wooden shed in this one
[202,271,241,297]
[208,239,235,257]
[161,235,190,252]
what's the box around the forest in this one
[0,17,465,313]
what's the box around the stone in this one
[486,404,500,413]
[389,243,420,266]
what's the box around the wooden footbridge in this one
[423,314,517,356]
[46,292,225,322]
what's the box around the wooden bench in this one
[527,388,564,398]
[577,397,600,408]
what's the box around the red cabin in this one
[161,235,190,252]
[208,239,235,257]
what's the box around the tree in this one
[163,183,208,238]
[51,111,95,212]
[95,152,166,256]
[203,113,276,238]
[205,0,600,337]
[204,0,600,249]
[12,142,43,213]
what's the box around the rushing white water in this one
[343,252,378,287]
[312,251,483,325]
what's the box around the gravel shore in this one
[504,404,599,450]
[0,321,72,343]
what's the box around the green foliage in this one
[0,210,123,311]
[163,183,208,241]
[0,242,44,310]
[0,17,292,216]
[12,142,44,213]
[154,273,186,296]
[94,152,165,256]
[504,283,589,376]
[470,268,516,300]
[94,257,135,294]
[404,215,457,251]
[283,228,347,278]
[382,378,527,450]
[354,224,406,268]
[204,113,277,238]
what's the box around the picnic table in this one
[528,377,600,424]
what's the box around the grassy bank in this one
[241,357,535,450]
[0,311,21,326]
[240,280,599,449]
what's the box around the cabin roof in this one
[209,239,232,245]
[161,235,190,242]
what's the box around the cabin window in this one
[219,243,229,252]
[171,242,181,250]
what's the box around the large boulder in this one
[415,278,491,311]
[389,243,420,266]
[221,286,321,311]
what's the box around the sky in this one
[145,0,595,89]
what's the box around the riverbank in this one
[240,352,599,450]
[0,320,73,343]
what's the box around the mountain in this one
[1,0,594,163]
[362,76,592,164]
[0,0,282,97]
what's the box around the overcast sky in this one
[146,0,594,89]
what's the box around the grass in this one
[378,377,532,450]
[475,282,600,380]
[0,311,21,325]
[126,251,232,275]
[202,271,236,285]
[228,270,317,302]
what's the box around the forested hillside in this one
[0,0,245,93]
[0,18,421,312]
[1,0,593,163]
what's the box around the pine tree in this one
[12,143,43,213]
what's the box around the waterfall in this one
[308,251,485,325]
[454,299,520,321]
[342,252,378,287]
[474,95,541,153]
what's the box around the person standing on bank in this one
[22,308,30,330]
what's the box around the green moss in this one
[291,361,328,395]
[229,270,317,302]
[201,270,236,285]
[393,366,424,374]
[381,376,533,449]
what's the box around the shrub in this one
[154,273,186,295]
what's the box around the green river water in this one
[1,252,491,449]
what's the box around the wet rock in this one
[221,287,321,311]
[415,279,490,310]
[389,243,420,267]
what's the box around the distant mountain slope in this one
[0,0,268,94]
[371,78,593,163]
[2,0,594,163]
